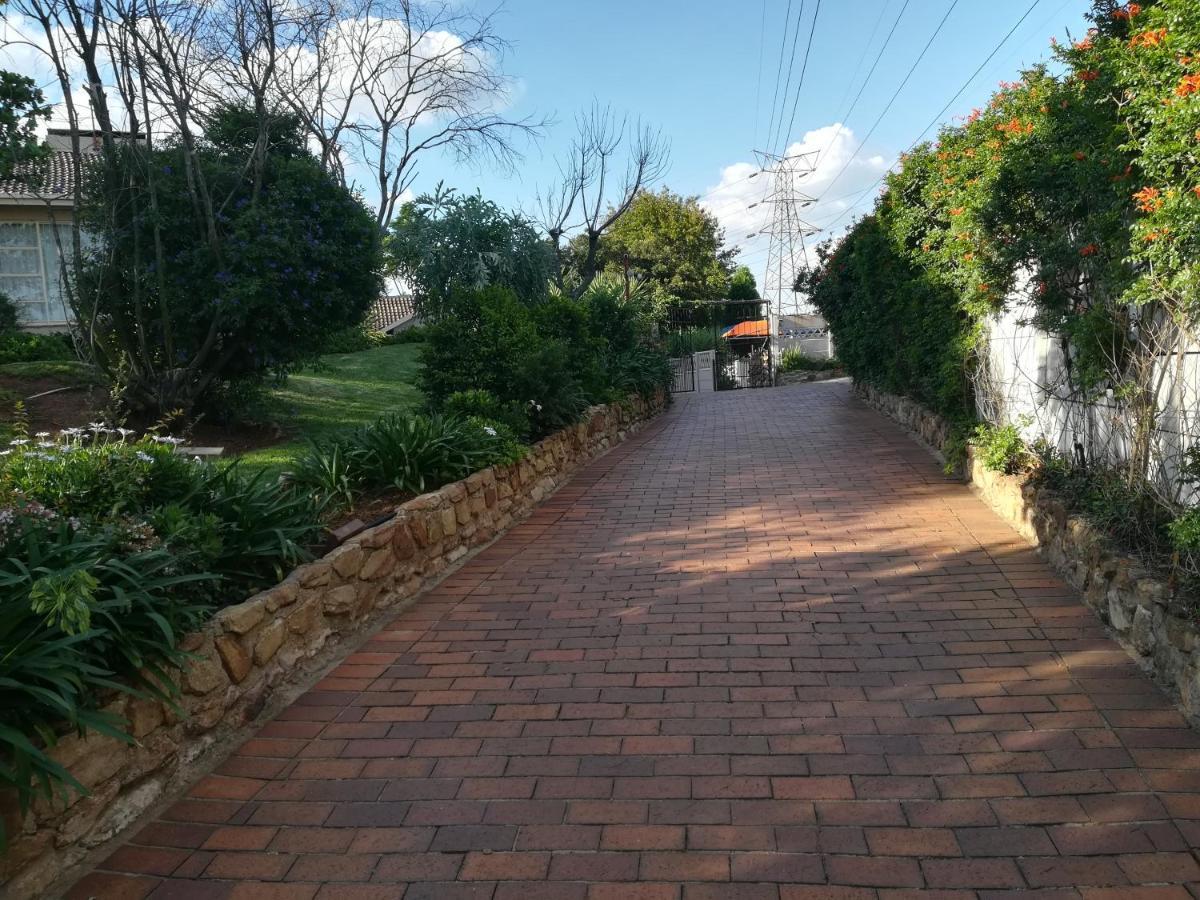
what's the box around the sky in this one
[413,0,1097,289]
[2,0,1098,292]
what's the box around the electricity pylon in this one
[754,149,819,319]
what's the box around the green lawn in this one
[236,342,425,472]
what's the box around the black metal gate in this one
[714,344,773,390]
[670,355,696,393]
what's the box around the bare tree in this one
[275,0,545,229]
[537,103,670,297]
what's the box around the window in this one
[0,221,73,325]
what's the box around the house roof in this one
[0,151,81,204]
[721,319,770,340]
[367,295,417,332]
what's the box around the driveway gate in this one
[669,355,696,393]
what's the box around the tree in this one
[0,70,50,180]
[537,104,670,297]
[73,110,382,415]
[15,0,384,415]
[582,188,736,310]
[386,184,554,319]
[728,265,759,301]
[274,0,545,229]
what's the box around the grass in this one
[0,359,100,383]
[235,342,425,473]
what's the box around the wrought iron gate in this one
[670,355,696,393]
[714,344,773,390]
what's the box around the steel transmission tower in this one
[754,149,819,318]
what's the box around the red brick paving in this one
[68,382,1200,898]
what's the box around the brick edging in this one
[0,392,667,898]
[853,381,1199,721]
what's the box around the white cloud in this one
[701,122,892,293]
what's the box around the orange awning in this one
[720,320,769,339]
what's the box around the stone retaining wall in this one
[855,381,1200,723]
[0,392,665,898]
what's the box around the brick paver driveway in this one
[71,380,1200,899]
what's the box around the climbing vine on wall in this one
[811,0,1198,430]
[808,0,1200,588]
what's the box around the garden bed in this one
[0,391,665,898]
[856,381,1200,723]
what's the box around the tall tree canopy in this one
[0,70,50,180]
[728,265,759,301]
[579,188,736,309]
[386,185,554,319]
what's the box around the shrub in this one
[386,324,428,345]
[0,331,74,365]
[322,325,388,355]
[74,111,383,417]
[0,505,211,845]
[667,327,718,357]
[421,277,667,440]
[0,291,21,333]
[287,412,526,512]
[971,422,1031,475]
[419,285,590,439]
[778,348,841,373]
[613,346,672,397]
[0,429,321,599]
[387,185,554,321]
[443,389,531,439]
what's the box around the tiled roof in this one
[721,319,770,340]
[0,151,80,201]
[367,295,417,332]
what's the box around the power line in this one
[822,0,1045,233]
[776,0,823,158]
[816,0,912,163]
[763,0,796,162]
[817,0,961,202]
[830,0,893,116]
[752,0,769,150]
[766,0,809,156]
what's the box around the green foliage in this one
[666,327,718,357]
[287,413,525,512]
[727,265,760,301]
[0,331,74,366]
[442,389,531,439]
[971,421,1030,474]
[808,0,1200,425]
[777,348,841,373]
[386,184,553,321]
[386,325,429,345]
[583,188,736,310]
[0,506,212,845]
[1,432,321,599]
[75,110,382,417]
[0,291,20,333]
[1169,509,1200,554]
[322,324,388,355]
[420,276,665,440]
[0,70,51,181]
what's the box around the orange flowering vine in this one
[1130,28,1167,48]
[1177,75,1200,98]
[1133,186,1163,212]
[1079,243,1099,257]
[1077,70,1100,82]
[1113,3,1142,20]
[949,207,966,217]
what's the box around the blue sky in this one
[3,0,1097,287]
[414,0,1097,283]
